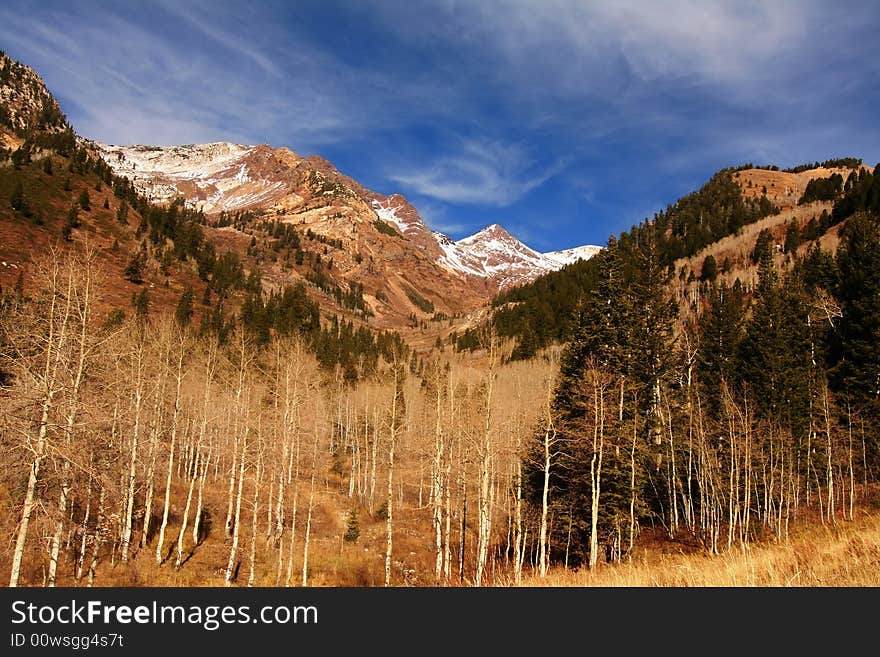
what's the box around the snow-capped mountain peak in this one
[436,224,601,290]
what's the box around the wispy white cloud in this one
[388,138,564,206]
[0,2,460,149]
[157,0,281,77]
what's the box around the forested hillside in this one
[520,179,880,567]
[481,162,873,356]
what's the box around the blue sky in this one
[2,1,879,251]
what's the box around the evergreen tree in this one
[737,257,812,431]
[698,282,745,415]
[61,205,79,240]
[343,509,360,543]
[830,212,880,408]
[511,323,538,360]
[784,219,801,254]
[116,198,129,224]
[174,286,194,327]
[700,254,717,282]
[124,248,146,284]
[623,229,678,446]
[132,288,149,322]
[78,188,91,211]
[9,182,26,213]
[751,228,774,264]
[554,241,627,413]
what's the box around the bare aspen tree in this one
[86,484,106,587]
[75,466,93,584]
[141,335,169,551]
[175,440,206,569]
[443,362,458,582]
[247,415,264,587]
[538,356,558,578]
[587,365,609,569]
[370,405,379,512]
[7,247,76,587]
[156,324,187,563]
[283,427,301,587]
[47,247,99,586]
[822,383,835,524]
[302,413,320,587]
[385,352,407,587]
[191,339,217,546]
[475,335,498,586]
[430,360,445,583]
[120,319,148,564]
[224,416,249,586]
[225,337,252,539]
[225,335,254,586]
[280,340,309,586]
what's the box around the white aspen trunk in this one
[248,443,262,587]
[513,456,523,584]
[10,403,52,588]
[174,441,211,569]
[432,367,444,583]
[224,423,248,586]
[155,352,183,564]
[75,471,93,583]
[385,429,395,587]
[86,486,106,587]
[476,344,496,587]
[384,360,404,587]
[538,365,555,578]
[121,336,146,564]
[191,344,215,545]
[224,431,240,538]
[629,414,638,555]
[141,383,165,550]
[225,353,248,538]
[192,439,212,545]
[369,407,379,512]
[174,449,199,569]
[284,428,301,587]
[443,369,457,583]
[847,408,855,521]
[302,426,319,587]
[823,386,835,523]
[589,372,606,569]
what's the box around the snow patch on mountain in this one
[96,142,253,178]
[434,231,486,277]
[542,244,604,268]
[371,198,409,234]
[435,223,601,289]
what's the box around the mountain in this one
[0,51,68,143]
[93,141,601,301]
[436,223,602,290]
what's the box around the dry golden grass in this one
[521,512,880,587]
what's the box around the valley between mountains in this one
[2,48,879,588]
